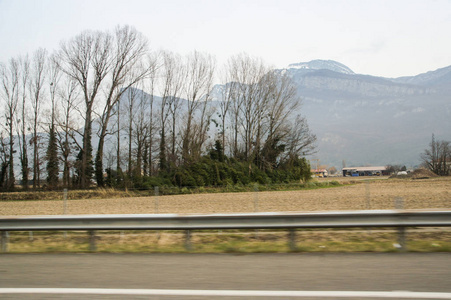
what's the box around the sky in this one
[1,0,450,78]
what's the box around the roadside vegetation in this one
[0,179,342,201]
[4,229,451,254]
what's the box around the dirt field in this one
[1,177,450,216]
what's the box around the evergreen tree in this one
[209,140,225,162]
[84,124,94,186]
[95,151,104,187]
[46,124,59,188]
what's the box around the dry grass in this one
[0,177,450,216]
[0,188,134,201]
[6,229,451,253]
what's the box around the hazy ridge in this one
[279,60,451,168]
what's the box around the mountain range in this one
[278,59,451,169]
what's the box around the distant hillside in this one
[278,60,451,169]
[391,65,451,89]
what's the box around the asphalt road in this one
[1,253,450,299]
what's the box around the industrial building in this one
[342,166,389,177]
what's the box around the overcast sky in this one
[1,0,450,78]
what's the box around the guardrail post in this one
[254,184,260,238]
[1,231,8,253]
[185,230,192,251]
[89,230,97,251]
[398,227,407,251]
[63,188,68,238]
[288,229,297,251]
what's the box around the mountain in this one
[391,65,451,89]
[287,59,355,75]
[278,60,451,169]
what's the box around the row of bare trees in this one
[221,54,315,172]
[0,26,155,190]
[0,48,51,190]
[0,25,316,190]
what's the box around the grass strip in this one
[0,180,356,202]
[3,229,450,253]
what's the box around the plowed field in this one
[1,177,450,216]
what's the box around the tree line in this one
[0,25,316,191]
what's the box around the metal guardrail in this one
[1,210,451,230]
[1,210,450,252]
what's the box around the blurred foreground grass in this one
[3,229,450,253]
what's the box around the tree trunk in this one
[8,124,15,191]
[81,110,93,188]
[95,137,105,187]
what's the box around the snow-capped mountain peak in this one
[287,59,355,75]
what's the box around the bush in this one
[105,152,312,191]
[180,187,190,194]
[143,176,172,188]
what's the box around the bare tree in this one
[226,53,269,165]
[17,55,30,189]
[284,115,317,161]
[55,76,80,187]
[132,86,150,177]
[166,53,185,165]
[192,97,215,161]
[158,51,184,172]
[29,49,47,189]
[48,54,62,134]
[225,57,244,158]
[258,71,301,170]
[124,86,139,175]
[421,134,451,176]
[242,58,268,163]
[120,85,151,180]
[223,54,316,170]
[59,30,112,188]
[94,25,150,186]
[143,53,160,176]
[181,51,215,163]
[0,58,20,190]
[217,72,237,158]
[29,48,47,189]
[115,95,122,173]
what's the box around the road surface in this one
[1,253,450,299]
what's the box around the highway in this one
[1,253,450,299]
